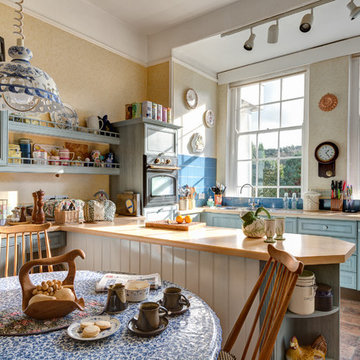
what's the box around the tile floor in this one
[341,289,360,360]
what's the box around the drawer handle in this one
[322,225,328,230]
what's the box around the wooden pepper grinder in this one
[32,192,38,223]
[34,189,45,224]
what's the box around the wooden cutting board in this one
[145,220,206,231]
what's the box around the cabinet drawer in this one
[204,213,242,229]
[340,254,357,273]
[285,218,297,233]
[298,219,357,239]
[340,271,357,289]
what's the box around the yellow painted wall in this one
[308,56,349,192]
[147,62,170,108]
[0,2,148,205]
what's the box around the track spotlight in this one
[347,0,360,20]
[299,9,313,33]
[267,20,279,44]
[244,29,255,51]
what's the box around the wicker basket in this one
[54,200,80,224]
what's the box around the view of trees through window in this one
[231,72,305,198]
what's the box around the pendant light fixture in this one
[267,20,279,44]
[0,0,62,113]
[299,9,314,33]
[244,28,256,51]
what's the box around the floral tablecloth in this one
[0,271,222,360]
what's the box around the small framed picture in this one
[0,37,5,61]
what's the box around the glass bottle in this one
[283,193,289,210]
[291,193,297,210]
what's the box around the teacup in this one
[162,287,189,311]
[264,218,276,243]
[275,217,285,241]
[135,302,168,332]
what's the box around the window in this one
[228,73,305,198]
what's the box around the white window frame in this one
[348,56,360,198]
[227,69,309,198]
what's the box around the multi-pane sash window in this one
[229,73,305,198]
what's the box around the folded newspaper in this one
[95,273,162,292]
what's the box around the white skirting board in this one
[65,232,259,358]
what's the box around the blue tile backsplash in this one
[178,155,216,206]
[223,197,304,209]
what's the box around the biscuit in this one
[82,325,100,338]
[95,320,111,330]
[80,321,94,329]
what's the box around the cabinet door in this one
[0,111,8,165]
[285,218,297,233]
[144,124,177,156]
[204,213,242,228]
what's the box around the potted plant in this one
[241,207,271,238]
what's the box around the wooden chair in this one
[218,244,304,360]
[0,223,53,277]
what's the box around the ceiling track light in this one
[347,0,360,20]
[244,29,256,51]
[267,20,279,44]
[299,8,313,33]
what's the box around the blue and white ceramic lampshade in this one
[0,0,62,113]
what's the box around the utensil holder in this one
[330,194,343,211]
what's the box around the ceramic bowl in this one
[125,280,150,302]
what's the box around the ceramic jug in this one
[86,116,103,131]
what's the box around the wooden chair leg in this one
[5,234,9,277]
[13,233,17,276]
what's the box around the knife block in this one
[330,194,343,211]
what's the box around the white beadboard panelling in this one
[120,239,130,273]
[199,251,214,307]
[185,249,199,294]
[173,247,186,287]
[150,244,162,274]
[161,246,173,282]
[140,243,151,274]
[129,241,140,274]
[213,254,230,338]
[101,236,112,272]
[110,238,121,272]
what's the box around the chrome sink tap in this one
[240,183,258,210]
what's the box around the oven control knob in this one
[154,158,161,164]
[165,158,171,165]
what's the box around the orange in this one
[185,215,192,224]
[176,215,184,224]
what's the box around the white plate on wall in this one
[50,104,79,130]
[67,315,120,341]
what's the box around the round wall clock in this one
[204,109,215,128]
[185,88,198,109]
[314,141,339,178]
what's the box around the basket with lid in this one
[54,199,79,224]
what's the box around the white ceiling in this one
[173,0,360,76]
[84,0,239,35]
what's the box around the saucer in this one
[127,317,168,337]
[158,299,190,315]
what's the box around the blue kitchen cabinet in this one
[298,218,358,290]
[201,212,243,228]
[285,217,297,233]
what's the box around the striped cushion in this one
[218,350,236,360]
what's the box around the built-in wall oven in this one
[143,154,179,208]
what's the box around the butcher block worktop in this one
[54,218,354,265]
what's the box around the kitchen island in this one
[57,218,354,359]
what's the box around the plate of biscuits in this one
[67,315,120,341]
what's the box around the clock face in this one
[315,142,338,163]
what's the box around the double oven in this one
[142,124,179,220]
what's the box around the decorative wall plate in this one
[185,88,198,109]
[50,104,79,129]
[190,133,205,153]
[318,93,338,112]
[204,109,215,128]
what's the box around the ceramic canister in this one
[152,103,157,120]
[288,270,317,315]
[59,148,74,166]
[157,104,162,121]
[142,101,152,119]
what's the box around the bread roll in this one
[54,287,75,301]
[28,294,56,306]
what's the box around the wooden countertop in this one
[56,218,355,265]
[180,207,360,221]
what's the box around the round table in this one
[0,271,222,360]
